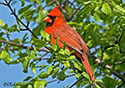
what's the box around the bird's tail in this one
[81,52,95,81]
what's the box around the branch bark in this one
[69,76,84,88]
[1,0,38,39]
[69,4,82,20]
[47,73,74,84]
[95,58,125,81]
[0,40,50,52]
[43,0,56,8]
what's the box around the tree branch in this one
[3,0,38,39]
[53,0,71,21]
[69,76,84,88]
[116,30,124,44]
[47,73,74,84]
[95,58,125,81]
[43,0,56,8]
[38,52,49,60]
[42,0,81,21]
[115,30,124,53]
[69,4,82,20]
[118,81,125,88]
[112,70,125,81]
[0,1,6,5]
[0,40,50,52]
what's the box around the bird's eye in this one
[48,15,56,20]
[53,16,56,20]
[46,15,56,27]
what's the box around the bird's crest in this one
[48,5,63,17]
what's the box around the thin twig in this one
[116,30,124,43]
[20,28,29,31]
[69,76,84,88]
[53,0,70,21]
[118,82,125,88]
[8,0,12,4]
[95,57,125,81]
[7,34,11,41]
[3,0,38,39]
[69,4,82,20]
[0,40,50,52]
[42,0,80,21]
[0,2,6,5]
[43,0,56,8]
[112,70,125,81]
[38,52,49,60]
[115,30,124,53]
[47,73,74,84]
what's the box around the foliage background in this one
[0,0,125,88]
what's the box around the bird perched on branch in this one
[43,5,96,87]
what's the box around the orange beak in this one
[43,16,52,23]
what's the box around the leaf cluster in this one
[0,0,125,88]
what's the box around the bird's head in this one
[43,5,65,27]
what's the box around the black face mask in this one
[46,15,56,27]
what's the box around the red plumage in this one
[43,6,95,82]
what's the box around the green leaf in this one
[46,65,54,75]
[82,72,90,80]
[22,57,30,73]
[73,61,82,71]
[67,22,83,27]
[47,56,53,63]
[102,3,112,15]
[0,50,11,64]
[65,5,73,15]
[69,55,75,60]
[21,33,28,43]
[87,26,100,46]
[1,24,17,33]
[34,80,47,88]
[55,37,59,44]
[34,0,41,5]
[103,52,109,60]
[57,71,66,81]
[63,61,70,68]
[95,83,101,88]
[96,79,103,83]
[36,10,48,23]
[40,30,47,38]
[37,65,48,69]
[20,9,35,19]
[58,49,71,56]
[8,60,20,64]
[112,1,125,15]
[103,76,117,88]
[93,13,101,22]
[31,38,46,48]
[20,0,25,7]
[39,72,49,79]
[33,25,43,36]
[27,84,32,88]
[115,59,125,71]
[40,30,50,41]
[120,31,125,55]
[18,53,27,58]
[30,62,36,74]
[23,76,33,82]
[14,82,23,88]
[0,19,5,27]
[52,68,60,79]
[50,45,58,51]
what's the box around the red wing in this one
[53,24,89,53]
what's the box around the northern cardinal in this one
[43,6,95,83]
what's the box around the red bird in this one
[43,6,95,82]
